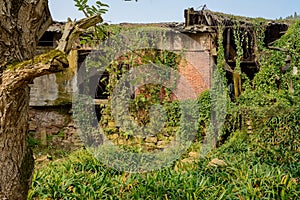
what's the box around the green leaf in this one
[96,1,109,7]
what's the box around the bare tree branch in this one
[57,14,103,53]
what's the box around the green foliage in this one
[74,0,110,44]
[74,0,109,17]
[28,132,41,148]
[241,20,300,101]
[51,8,300,199]
[216,27,226,76]
[210,19,300,147]
[278,21,300,97]
[233,25,245,73]
[276,20,300,68]
[253,21,266,49]
[208,26,229,140]
[163,100,181,127]
[29,125,300,199]
[257,107,300,175]
[101,42,182,133]
[119,50,180,127]
[197,90,211,136]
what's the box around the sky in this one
[49,0,300,23]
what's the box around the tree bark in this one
[0,0,102,198]
[0,50,68,198]
[0,85,33,200]
[0,0,52,76]
[0,1,52,198]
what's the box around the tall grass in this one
[29,129,300,200]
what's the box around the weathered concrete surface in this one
[29,74,59,106]
[29,50,77,106]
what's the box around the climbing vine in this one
[235,19,300,139]
[253,19,268,66]
[206,26,229,145]
[233,24,244,74]
[82,28,187,150]
[212,18,300,146]
[216,26,226,79]
[75,4,300,153]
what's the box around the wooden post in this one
[40,128,47,146]
[233,72,241,99]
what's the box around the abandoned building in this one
[28,8,289,147]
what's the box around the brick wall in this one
[177,51,210,98]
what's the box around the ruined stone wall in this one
[28,106,82,150]
[28,30,214,149]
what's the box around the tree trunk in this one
[0,51,68,198]
[0,0,52,198]
[0,86,34,199]
[0,0,102,196]
[0,0,52,74]
[0,51,68,199]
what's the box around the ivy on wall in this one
[75,0,299,152]
[227,19,300,143]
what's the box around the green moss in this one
[6,49,64,71]
[53,70,74,105]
